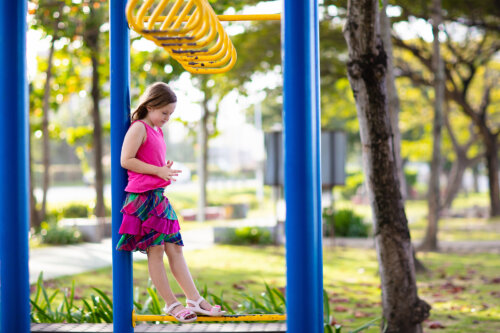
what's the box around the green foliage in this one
[224,227,273,245]
[62,203,89,218]
[31,272,112,323]
[404,168,418,188]
[237,284,286,315]
[323,209,369,238]
[341,170,365,200]
[32,274,384,330]
[40,222,83,245]
[44,202,90,224]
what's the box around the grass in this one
[335,192,500,242]
[32,188,500,330]
[33,244,500,332]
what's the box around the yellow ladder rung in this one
[132,310,286,327]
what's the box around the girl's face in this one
[146,103,176,128]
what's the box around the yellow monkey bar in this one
[132,310,286,327]
[126,0,280,74]
[144,14,281,22]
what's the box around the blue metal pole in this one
[110,0,133,332]
[313,1,324,329]
[0,1,31,332]
[282,0,323,332]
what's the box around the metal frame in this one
[132,311,286,327]
[110,0,134,332]
[0,1,31,332]
[283,1,323,332]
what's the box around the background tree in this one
[343,0,430,331]
[393,0,500,216]
[30,0,82,227]
[80,0,108,239]
[421,0,445,251]
[442,105,483,210]
[380,0,406,198]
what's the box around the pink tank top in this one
[124,120,171,193]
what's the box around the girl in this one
[116,82,224,323]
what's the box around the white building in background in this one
[210,122,264,173]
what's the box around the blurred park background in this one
[27,0,499,331]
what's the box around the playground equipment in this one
[0,0,322,332]
[125,0,280,74]
[132,310,286,327]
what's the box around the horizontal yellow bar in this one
[218,14,281,21]
[133,313,286,324]
[144,13,281,22]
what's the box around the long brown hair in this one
[131,82,177,121]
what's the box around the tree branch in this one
[478,84,492,119]
[396,66,433,86]
[443,107,460,152]
[392,35,433,71]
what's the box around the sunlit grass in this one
[33,188,500,330]
[35,245,500,332]
[334,192,500,241]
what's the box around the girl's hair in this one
[131,82,177,121]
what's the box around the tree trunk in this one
[29,110,40,229]
[197,98,209,223]
[90,46,106,240]
[40,34,57,222]
[343,0,430,331]
[381,0,427,272]
[442,155,467,210]
[484,134,500,216]
[472,164,480,193]
[420,0,444,251]
[380,0,406,200]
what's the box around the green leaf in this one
[34,272,44,305]
[348,316,381,333]
[324,289,332,324]
[265,283,278,309]
[147,287,162,315]
[92,287,113,309]
[30,299,54,323]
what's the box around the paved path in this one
[29,228,213,284]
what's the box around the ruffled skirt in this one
[116,188,183,253]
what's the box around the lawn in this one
[36,244,500,332]
[32,190,500,331]
[335,193,500,242]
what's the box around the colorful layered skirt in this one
[116,188,183,253]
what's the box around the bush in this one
[341,170,365,200]
[323,208,369,238]
[62,203,89,218]
[223,227,273,245]
[40,222,83,245]
[404,169,418,188]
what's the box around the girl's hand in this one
[157,161,182,181]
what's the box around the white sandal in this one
[164,301,197,323]
[186,296,226,316]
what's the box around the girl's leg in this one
[147,245,195,318]
[164,243,215,311]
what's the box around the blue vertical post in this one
[282,0,323,332]
[313,1,324,329]
[110,0,133,332]
[0,1,31,332]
